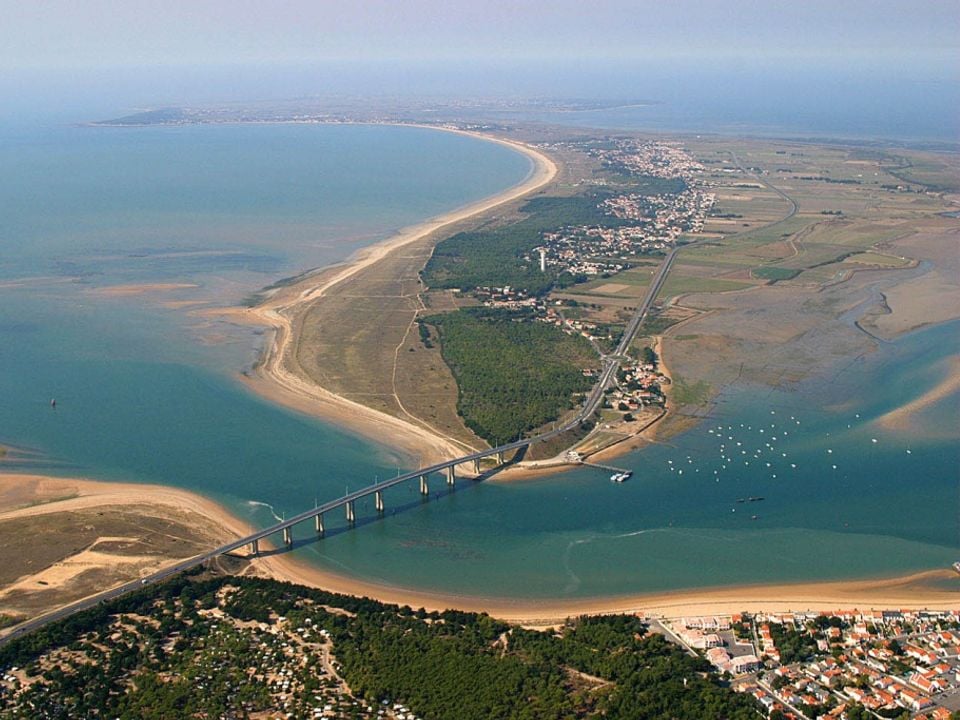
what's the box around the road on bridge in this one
[1,238,685,646]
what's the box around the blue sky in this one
[3,0,957,69]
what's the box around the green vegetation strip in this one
[752,266,800,281]
[424,307,598,445]
[0,572,760,720]
[423,193,627,295]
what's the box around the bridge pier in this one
[282,527,292,547]
[375,490,384,514]
[419,474,428,496]
[315,513,325,537]
[446,466,455,486]
[497,450,505,465]
[345,500,355,524]
[473,458,480,475]
[250,539,259,556]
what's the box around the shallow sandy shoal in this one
[2,473,955,624]
[229,129,559,468]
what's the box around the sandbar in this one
[2,473,954,627]
[0,473,250,539]
[91,283,199,297]
[875,356,960,431]
[235,129,558,466]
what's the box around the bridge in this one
[219,240,681,558]
[0,242,681,645]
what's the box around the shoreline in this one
[5,127,956,630]
[234,127,559,467]
[1,473,955,626]
[875,355,960,431]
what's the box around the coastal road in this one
[3,155,800,646]
[0,239,685,648]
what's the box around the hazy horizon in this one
[1,1,957,141]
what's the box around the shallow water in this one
[295,319,959,598]
[0,122,956,600]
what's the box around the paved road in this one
[1,240,686,647]
[730,151,798,222]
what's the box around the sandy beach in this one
[0,474,248,536]
[246,540,960,625]
[232,128,557,467]
[2,472,955,627]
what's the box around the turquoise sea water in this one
[0,122,956,600]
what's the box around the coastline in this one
[234,128,559,467]
[2,473,955,627]
[4,126,956,632]
[876,355,960,431]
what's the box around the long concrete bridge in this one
[0,242,682,645]
[135,155,797,580]
[220,240,682,558]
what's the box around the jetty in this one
[578,460,631,476]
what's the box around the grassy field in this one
[290,130,956,459]
[842,252,911,267]
[668,374,712,406]
[752,266,800,281]
[0,506,227,626]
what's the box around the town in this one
[524,139,716,281]
[661,609,960,720]
[453,139,711,429]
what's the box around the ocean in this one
[0,120,956,601]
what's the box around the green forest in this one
[0,573,761,720]
[423,308,598,444]
[422,192,628,295]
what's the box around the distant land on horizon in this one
[90,98,960,153]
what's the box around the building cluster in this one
[668,610,960,720]
[0,595,419,720]
[609,358,668,411]
[601,187,715,234]
[471,288,618,347]
[527,139,715,279]
[592,139,708,180]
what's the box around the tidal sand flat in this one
[0,122,956,622]
[240,129,556,464]
[0,474,243,629]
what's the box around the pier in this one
[578,460,631,476]
[1,243,685,646]
[149,242,682,565]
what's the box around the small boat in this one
[610,472,631,483]
[50,398,56,408]
[953,561,960,575]
[748,496,765,502]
